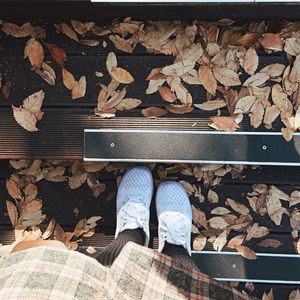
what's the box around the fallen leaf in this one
[208,216,229,229]
[235,245,257,260]
[213,231,227,252]
[193,235,207,251]
[6,201,18,227]
[27,40,44,69]
[72,76,86,100]
[23,90,45,120]
[12,106,38,132]
[211,207,231,215]
[162,60,195,77]
[208,189,219,203]
[87,246,97,254]
[226,198,249,215]
[263,105,280,126]
[106,52,117,75]
[260,33,283,51]
[198,65,217,95]
[111,67,134,84]
[234,96,256,114]
[194,99,227,111]
[45,43,66,68]
[243,72,269,87]
[213,67,241,87]
[35,62,56,86]
[71,20,87,35]
[290,55,300,83]
[192,205,207,229]
[289,289,300,300]
[2,81,12,99]
[158,86,177,102]
[243,47,259,75]
[54,223,66,243]
[284,38,300,56]
[257,239,282,248]
[69,173,88,189]
[227,234,245,249]
[109,35,134,53]
[165,104,193,114]
[62,68,76,90]
[61,23,79,42]
[42,218,56,239]
[6,176,22,199]
[142,107,168,118]
[246,223,269,241]
[281,127,294,142]
[260,64,285,77]
[209,116,239,132]
[115,98,142,111]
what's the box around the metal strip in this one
[84,129,300,165]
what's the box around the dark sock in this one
[162,242,200,271]
[96,228,145,267]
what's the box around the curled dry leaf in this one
[142,107,168,118]
[257,238,282,248]
[290,55,300,83]
[35,62,56,86]
[26,39,44,69]
[162,60,195,77]
[246,223,269,241]
[207,189,219,203]
[250,102,264,128]
[263,105,280,126]
[6,176,22,199]
[193,235,207,251]
[45,43,66,68]
[158,86,177,102]
[198,65,217,95]
[209,116,239,132]
[243,72,269,87]
[208,216,229,229]
[211,207,231,216]
[213,67,241,87]
[226,198,249,215]
[284,38,300,56]
[289,290,300,300]
[192,205,207,229]
[235,245,257,260]
[194,99,227,111]
[62,68,76,90]
[243,47,259,75]
[42,218,56,240]
[2,22,45,39]
[71,20,87,35]
[72,76,86,100]
[111,67,134,84]
[165,104,193,115]
[109,35,134,53]
[68,172,88,189]
[281,127,294,142]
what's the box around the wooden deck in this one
[0,4,299,298]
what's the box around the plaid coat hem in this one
[0,242,257,300]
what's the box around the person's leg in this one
[96,166,153,267]
[156,181,199,271]
[162,242,199,271]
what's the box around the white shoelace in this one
[158,211,191,254]
[118,197,149,232]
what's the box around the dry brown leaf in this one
[198,65,217,95]
[165,104,193,115]
[111,67,134,84]
[42,218,56,239]
[207,189,219,203]
[71,20,87,35]
[235,245,257,260]
[213,67,241,87]
[72,76,86,100]
[227,234,245,249]
[243,47,259,75]
[2,80,12,99]
[6,176,22,199]
[209,116,239,132]
[2,22,45,38]
[54,223,66,243]
[260,33,283,51]
[193,235,207,251]
[263,105,280,126]
[25,183,37,202]
[106,52,117,75]
[290,55,300,83]
[208,216,229,229]
[226,198,249,215]
[87,246,97,254]
[260,64,285,77]
[115,98,142,111]
[243,73,269,87]
[6,201,18,227]
[12,106,38,132]
[61,23,79,42]
[109,35,134,53]
[213,231,227,252]
[35,62,56,86]
[257,238,282,248]
[62,68,76,90]
[281,127,294,142]
[27,40,44,69]
[162,60,195,77]
[211,207,231,216]
[45,43,66,68]
[194,99,227,111]
[142,107,168,118]
[192,205,207,229]
[250,102,264,128]
[158,86,177,102]
[284,38,300,56]
[234,96,256,114]
[23,90,45,120]
[69,173,88,189]
[246,223,269,241]
[289,290,300,300]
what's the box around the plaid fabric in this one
[0,242,256,300]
